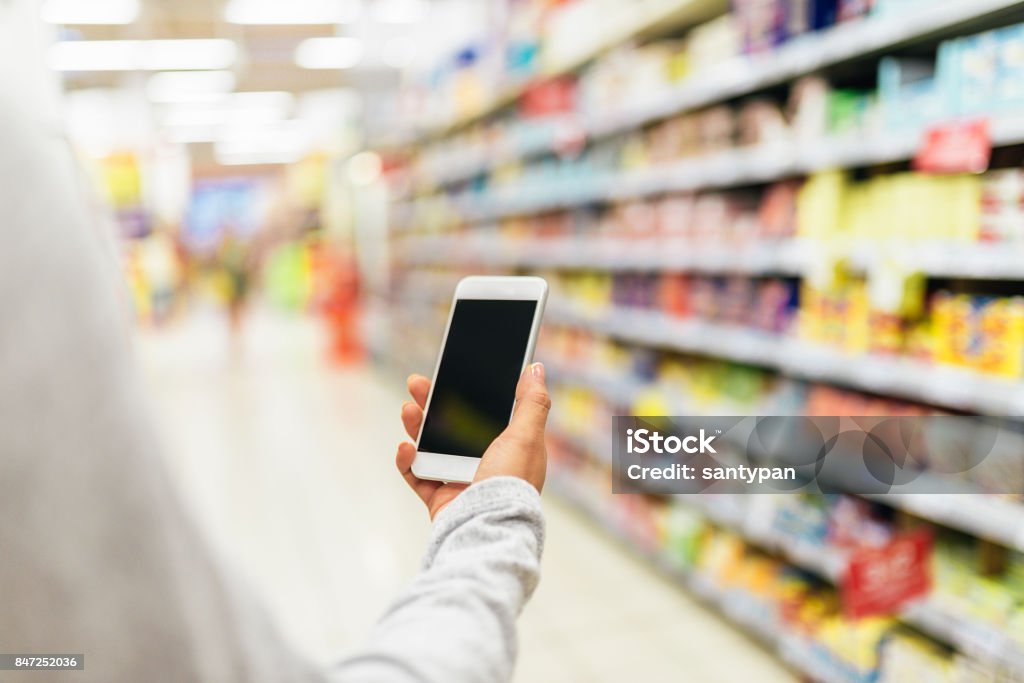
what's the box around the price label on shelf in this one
[842,531,932,619]
[914,118,992,174]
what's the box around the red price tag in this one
[842,531,932,619]
[914,119,991,174]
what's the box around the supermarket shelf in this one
[901,601,1024,672]
[419,115,1024,222]
[398,236,1024,280]
[554,466,1024,673]
[585,0,1024,140]
[386,285,1024,414]
[402,0,727,146]
[547,362,1024,552]
[546,304,1024,416]
[540,0,727,80]
[861,491,1024,554]
[399,235,809,274]
[548,474,850,683]
[408,0,1024,187]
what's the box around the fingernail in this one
[531,362,544,380]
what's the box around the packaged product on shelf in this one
[836,0,870,22]
[655,194,697,235]
[789,76,831,141]
[995,23,1024,113]
[932,291,1024,378]
[733,0,789,54]
[685,14,742,74]
[939,28,999,117]
[981,168,1024,242]
[662,501,705,569]
[737,99,790,147]
[657,274,692,319]
[757,180,800,239]
[878,56,941,130]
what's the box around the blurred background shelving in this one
[375,1,1024,681]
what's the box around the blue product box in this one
[954,31,1000,116]
[995,23,1024,112]
[878,56,940,131]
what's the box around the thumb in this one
[507,362,550,438]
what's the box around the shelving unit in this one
[545,303,1024,415]
[405,0,1024,192]
[552,471,1024,681]
[398,115,1024,225]
[402,0,729,146]
[385,0,1024,679]
[398,234,1024,281]
[548,474,851,683]
[547,362,1024,551]
[552,472,1024,677]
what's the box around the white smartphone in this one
[413,276,549,483]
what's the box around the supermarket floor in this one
[136,308,796,683]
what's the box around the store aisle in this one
[136,310,795,683]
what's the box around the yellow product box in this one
[931,293,974,368]
[844,282,871,354]
[797,283,826,342]
[869,311,905,355]
[974,297,1024,378]
[948,174,983,242]
[797,171,847,240]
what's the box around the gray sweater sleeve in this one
[333,478,545,683]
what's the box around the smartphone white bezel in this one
[412,276,548,484]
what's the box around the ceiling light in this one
[146,71,237,103]
[372,0,428,24]
[41,0,139,25]
[49,39,237,72]
[163,126,222,144]
[215,121,314,165]
[381,37,416,68]
[160,92,294,127]
[224,0,361,25]
[294,37,363,70]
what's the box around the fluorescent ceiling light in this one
[41,0,139,25]
[225,0,361,24]
[381,37,416,68]
[164,126,222,144]
[49,39,237,72]
[295,37,363,69]
[160,92,294,127]
[146,71,237,103]
[215,121,314,165]
[372,0,428,24]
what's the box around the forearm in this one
[333,477,544,683]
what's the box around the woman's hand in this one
[395,363,550,519]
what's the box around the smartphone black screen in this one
[418,299,538,458]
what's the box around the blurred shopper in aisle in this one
[0,1,551,682]
[219,232,254,342]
